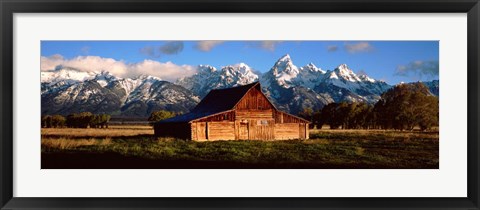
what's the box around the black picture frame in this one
[1,0,479,209]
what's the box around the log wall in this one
[191,121,235,141]
[274,123,301,140]
[207,122,236,140]
[235,110,273,120]
[274,111,308,123]
[191,122,207,141]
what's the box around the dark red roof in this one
[191,82,259,113]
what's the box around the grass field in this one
[41,125,439,169]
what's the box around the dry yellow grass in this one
[41,125,153,138]
[42,137,112,150]
[42,126,439,169]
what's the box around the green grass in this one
[41,128,439,169]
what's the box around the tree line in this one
[42,110,178,128]
[148,110,178,125]
[41,112,111,128]
[299,82,439,131]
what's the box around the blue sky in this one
[41,41,439,84]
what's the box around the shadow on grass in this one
[41,152,438,169]
[41,133,439,169]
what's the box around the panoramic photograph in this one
[40,40,439,169]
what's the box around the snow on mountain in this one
[124,75,166,104]
[359,74,375,83]
[259,56,394,113]
[120,80,200,117]
[41,67,198,117]
[221,63,259,85]
[295,63,326,89]
[93,71,118,87]
[41,67,97,85]
[322,64,362,90]
[174,54,394,114]
[321,64,390,96]
[42,55,435,117]
[259,55,331,113]
[262,54,299,88]
[176,63,258,97]
[335,64,362,82]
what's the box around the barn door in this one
[254,120,274,140]
[196,122,207,141]
[299,123,306,139]
[239,122,249,140]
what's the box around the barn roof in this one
[158,82,259,123]
[157,82,309,124]
[157,110,227,123]
[191,82,259,113]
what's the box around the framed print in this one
[1,0,479,209]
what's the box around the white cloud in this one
[259,41,283,51]
[194,41,225,52]
[40,55,197,82]
[127,60,197,81]
[41,54,64,71]
[344,42,374,54]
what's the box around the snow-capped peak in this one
[176,63,259,97]
[197,65,217,73]
[301,62,326,74]
[220,63,259,85]
[333,64,361,82]
[135,74,161,81]
[41,66,97,84]
[335,64,352,74]
[306,62,317,69]
[260,54,301,89]
[271,54,298,75]
[278,54,292,62]
[93,71,118,87]
[233,63,250,72]
[358,74,375,83]
[225,63,255,75]
[95,70,116,80]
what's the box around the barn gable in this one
[234,84,276,111]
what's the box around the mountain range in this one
[41,54,439,117]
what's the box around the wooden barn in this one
[154,82,310,141]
